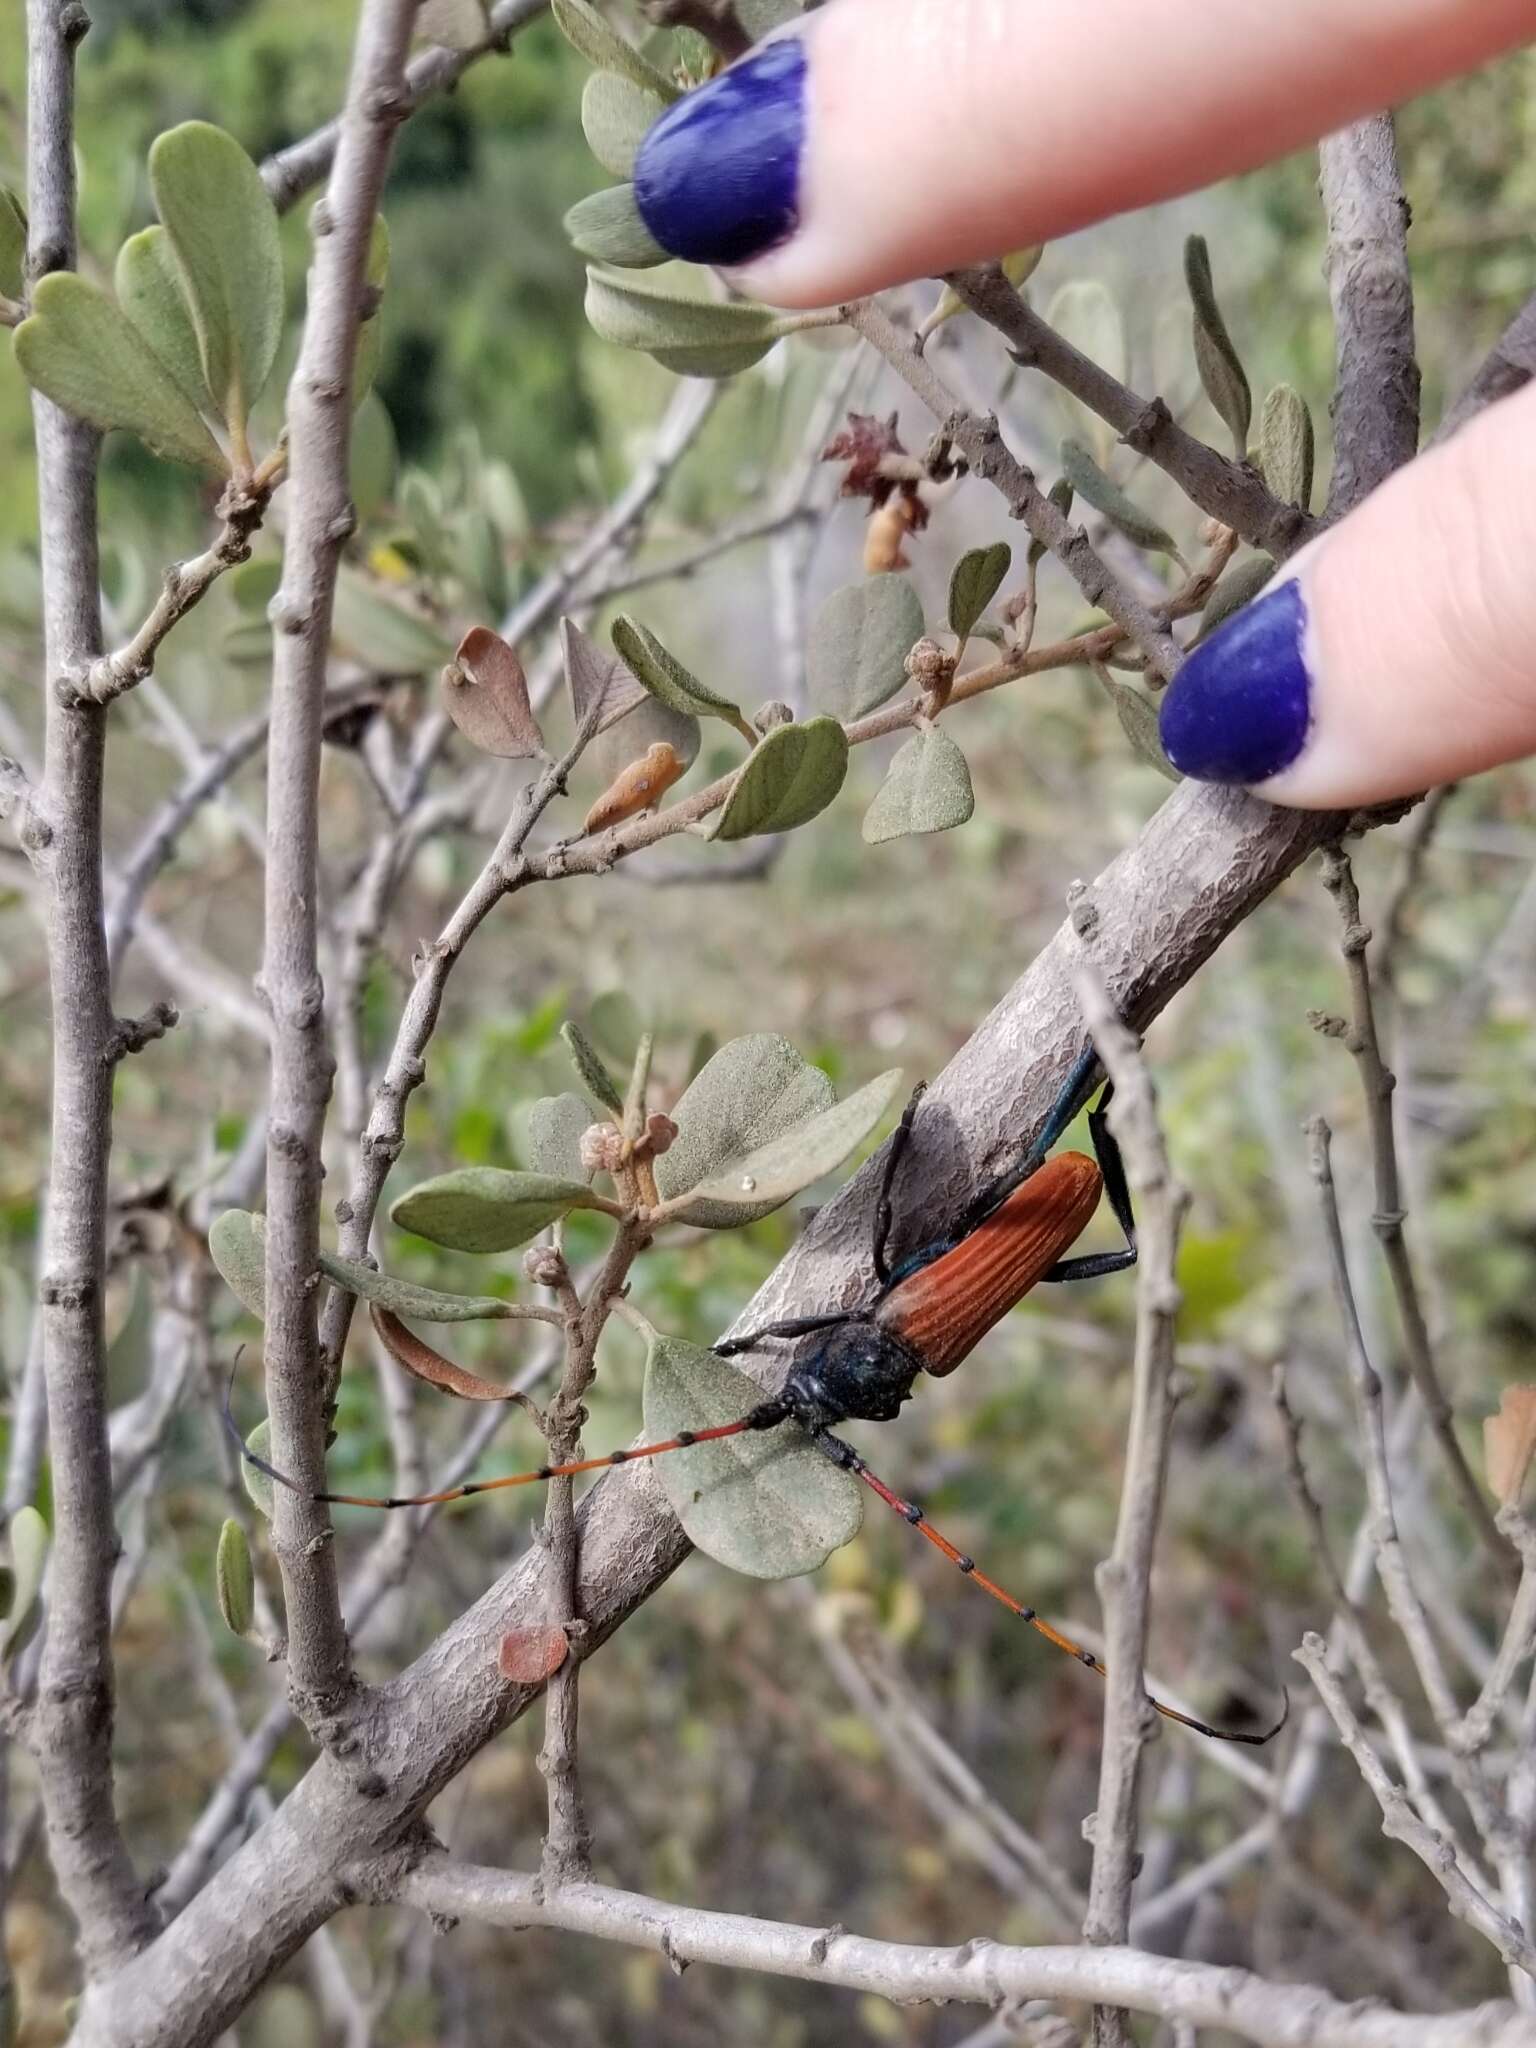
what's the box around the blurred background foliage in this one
[2,1,1536,2042]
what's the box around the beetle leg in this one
[871,1080,927,1286]
[1039,1077,1138,1283]
[712,1310,854,1359]
[946,1044,1104,1248]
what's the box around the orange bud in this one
[584,741,687,834]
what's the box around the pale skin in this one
[726,0,1536,811]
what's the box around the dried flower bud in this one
[584,741,687,835]
[864,496,921,575]
[753,700,794,734]
[522,1245,568,1290]
[579,1123,625,1175]
[641,1112,678,1158]
[904,637,952,687]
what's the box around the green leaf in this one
[210,1207,267,1318]
[1028,477,1074,569]
[228,557,281,613]
[527,1093,594,1181]
[391,1168,607,1254]
[317,1245,529,1322]
[862,727,975,844]
[1195,555,1275,643]
[552,0,679,100]
[712,717,848,842]
[0,1507,48,1665]
[642,1336,862,1578]
[919,247,1043,344]
[149,122,283,438]
[1184,235,1251,461]
[661,1068,903,1227]
[349,389,397,525]
[215,1519,254,1636]
[737,0,802,29]
[1045,279,1125,464]
[0,186,25,302]
[655,1033,834,1229]
[115,226,208,409]
[589,990,644,1065]
[947,543,1012,641]
[807,576,924,721]
[1096,670,1180,781]
[611,614,747,727]
[1258,384,1314,512]
[353,213,390,410]
[332,566,454,674]
[1059,438,1180,558]
[13,273,226,472]
[242,1419,274,1519]
[580,71,668,180]
[584,266,790,379]
[562,1019,624,1114]
[564,183,667,269]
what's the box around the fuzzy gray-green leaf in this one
[713,717,848,842]
[215,1519,254,1636]
[0,187,25,302]
[317,1245,528,1322]
[527,1092,594,1181]
[1196,555,1275,643]
[862,727,975,844]
[13,273,226,472]
[561,1019,624,1114]
[580,71,668,180]
[1184,235,1251,460]
[654,1033,834,1229]
[948,543,1012,641]
[584,267,786,378]
[1258,384,1314,512]
[806,575,924,720]
[565,183,667,268]
[242,1420,274,1519]
[1096,670,1180,781]
[391,1168,606,1254]
[115,226,208,409]
[737,0,802,29]
[210,1207,267,1318]
[1059,438,1180,557]
[1028,478,1074,568]
[643,1337,862,1578]
[332,567,454,674]
[611,614,745,725]
[662,1068,903,1226]
[149,121,283,437]
[552,0,679,99]
[353,213,391,410]
[0,1507,48,1665]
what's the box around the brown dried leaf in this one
[440,626,544,759]
[584,740,687,834]
[370,1303,521,1402]
[1484,1386,1536,1507]
[562,614,650,736]
[498,1626,570,1683]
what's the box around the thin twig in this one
[844,297,1184,682]
[399,1856,1536,2048]
[1316,843,1512,1575]
[1295,1634,1536,1980]
[1074,965,1189,2048]
[22,0,157,1971]
[946,266,1315,560]
[259,0,422,1726]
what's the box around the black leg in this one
[872,1081,926,1287]
[713,1311,854,1359]
[949,1045,1104,1246]
[1039,1077,1138,1284]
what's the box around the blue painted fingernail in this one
[1159,578,1315,784]
[633,36,806,268]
